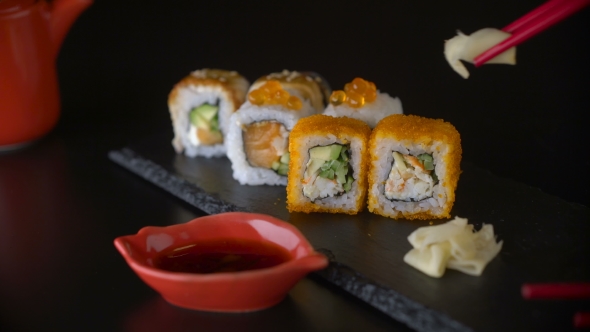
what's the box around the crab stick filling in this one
[385,152,438,202]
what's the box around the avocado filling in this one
[384,152,438,202]
[302,144,354,201]
[188,103,222,146]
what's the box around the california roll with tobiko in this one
[367,114,462,220]
[287,114,371,215]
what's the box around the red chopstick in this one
[522,282,590,299]
[523,283,590,329]
[473,0,590,67]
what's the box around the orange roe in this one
[287,96,302,110]
[248,80,302,110]
[248,89,267,105]
[329,77,377,109]
[329,90,347,106]
[346,90,365,107]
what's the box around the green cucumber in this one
[343,175,354,192]
[209,114,219,131]
[328,145,343,160]
[319,168,335,180]
[277,163,289,175]
[340,146,350,162]
[329,160,341,171]
[280,152,290,164]
[196,104,218,121]
[271,161,280,171]
[417,153,434,171]
[335,164,348,184]
[189,108,201,127]
[189,104,219,131]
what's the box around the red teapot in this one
[0,0,92,150]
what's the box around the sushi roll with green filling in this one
[368,114,462,220]
[302,144,355,201]
[226,73,327,186]
[287,115,371,214]
[168,69,249,158]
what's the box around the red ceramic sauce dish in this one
[113,212,329,313]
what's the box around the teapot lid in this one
[0,0,36,14]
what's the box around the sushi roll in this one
[367,114,462,220]
[323,77,403,128]
[226,71,329,186]
[287,114,371,215]
[168,69,249,157]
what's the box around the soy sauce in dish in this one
[154,238,292,274]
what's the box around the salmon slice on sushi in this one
[287,114,371,215]
[368,114,462,220]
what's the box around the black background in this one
[58,0,589,206]
[1,1,589,331]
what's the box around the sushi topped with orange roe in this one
[226,71,331,186]
[249,70,331,113]
[323,77,403,128]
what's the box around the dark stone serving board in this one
[109,132,590,332]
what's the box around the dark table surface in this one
[1,1,589,331]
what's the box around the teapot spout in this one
[49,0,93,55]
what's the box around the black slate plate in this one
[109,132,590,332]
